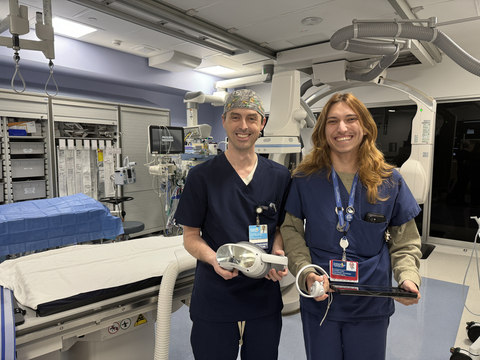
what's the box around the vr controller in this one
[295,264,329,298]
[310,280,325,297]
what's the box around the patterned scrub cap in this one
[223,89,265,118]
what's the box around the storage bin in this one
[8,129,27,136]
[12,180,46,201]
[11,159,45,178]
[10,142,45,155]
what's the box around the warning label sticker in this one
[134,314,147,327]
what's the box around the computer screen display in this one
[148,125,185,155]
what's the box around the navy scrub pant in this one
[301,307,389,360]
[190,311,282,360]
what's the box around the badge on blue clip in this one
[249,224,268,249]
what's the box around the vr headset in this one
[216,242,288,279]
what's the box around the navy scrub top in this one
[285,169,421,322]
[175,153,292,322]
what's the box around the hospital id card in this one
[249,224,268,249]
[329,260,359,283]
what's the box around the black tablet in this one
[330,284,418,298]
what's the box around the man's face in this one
[222,108,265,152]
[325,101,365,159]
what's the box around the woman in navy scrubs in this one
[281,93,422,360]
[175,89,291,360]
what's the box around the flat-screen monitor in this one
[148,125,185,155]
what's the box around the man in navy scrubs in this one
[175,89,292,360]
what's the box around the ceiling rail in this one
[68,0,277,59]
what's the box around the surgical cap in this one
[223,89,265,118]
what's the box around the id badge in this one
[329,259,359,283]
[249,224,268,249]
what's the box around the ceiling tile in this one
[192,0,335,30]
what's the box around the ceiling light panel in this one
[196,58,260,79]
[52,17,97,38]
[196,65,236,75]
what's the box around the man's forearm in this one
[183,225,216,266]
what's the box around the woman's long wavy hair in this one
[293,93,394,204]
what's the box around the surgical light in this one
[52,18,97,38]
[216,242,288,279]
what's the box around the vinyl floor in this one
[168,243,480,360]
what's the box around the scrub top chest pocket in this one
[353,213,389,257]
[250,201,279,249]
[364,213,387,223]
[255,201,279,222]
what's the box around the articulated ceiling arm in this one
[331,17,480,80]
[0,0,57,95]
